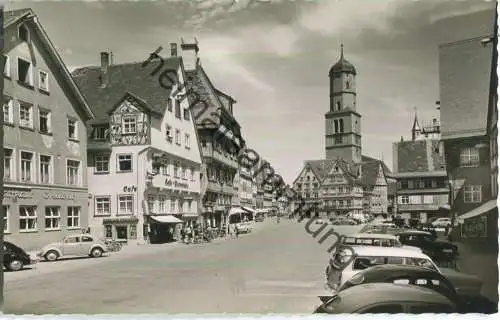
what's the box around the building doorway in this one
[116,226,128,241]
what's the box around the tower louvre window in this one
[334,120,338,133]
[346,81,350,89]
[339,119,344,133]
[336,102,341,110]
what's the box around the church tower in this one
[325,44,362,163]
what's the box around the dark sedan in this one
[314,283,456,314]
[396,230,459,260]
[2,241,37,271]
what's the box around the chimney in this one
[180,38,200,71]
[170,43,178,57]
[100,51,110,87]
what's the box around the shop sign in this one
[42,193,76,200]
[165,179,189,189]
[123,186,137,193]
[4,191,33,199]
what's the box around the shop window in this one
[129,225,137,239]
[116,225,128,240]
[104,225,112,238]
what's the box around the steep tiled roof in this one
[305,159,336,181]
[387,181,398,196]
[439,30,495,139]
[72,58,181,122]
[184,67,223,126]
[362,155,392,176]
[395,140,445,173]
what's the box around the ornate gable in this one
[108,93,151,146]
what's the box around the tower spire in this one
[412,106,421,141]
[341,43,344,58]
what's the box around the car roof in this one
[335,283,454,312]
[346,233,397,240]
[347,246,430,259]
[358,264,443,276]
[397,230,431,235]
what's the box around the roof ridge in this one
[72,57,182,75]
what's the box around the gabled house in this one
[291,155,391,218]
[2,9,95,250]
[181,40,245,231]
[72,47,202,245]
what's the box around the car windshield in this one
[353,256,405,270]
[406,257,438,272]
[343,237,398,247]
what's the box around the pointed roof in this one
[329,44,357,75]
[412,109,421,131]
[5,8,95,121]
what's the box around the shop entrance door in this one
[116,225,128,242]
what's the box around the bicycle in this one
[105,239,122,252]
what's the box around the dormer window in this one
[18,24,29,42]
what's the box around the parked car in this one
[432,217,452,228]
[336,264,492,313]
[340,233,422,252]
[314,283,456,314]
[315,219,325,225]
[255,215,264,222]
[2,241,38,271]
[37,234,108,261]
[325,246,440,291]
[395,230,459,260]
[236,221,253,233]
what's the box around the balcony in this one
[201,145,238,169]
[206,180,234,195]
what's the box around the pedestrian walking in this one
[235,225,239,238]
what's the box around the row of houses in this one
[2,8,284,250]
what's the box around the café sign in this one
[165,179,189,189]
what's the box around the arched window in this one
[336,101,341,110]
[18,24,29,42]
[334,120,338,133]
[339,119,344,133]
[346,80,350,90]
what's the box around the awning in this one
[458,200,497,222]
[242,206,255,213]
[439,204,451,210]
[150,215,183,224]
[229,207,246,215]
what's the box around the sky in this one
[5,0,497,184]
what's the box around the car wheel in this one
[91,247,103,258]
[44,250,59,262]
[6,259,24,271]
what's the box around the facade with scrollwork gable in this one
[72,45,202,244]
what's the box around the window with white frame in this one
[67,118,77,139]
[95,153,110,173]
[38,70,49,92]
[2,205,9,233]
[399,195,409,204]
[423,195,434,204]
[464,185,482,203]
[122,116,137,134]
[17,57,33,86]
[174,161,179,178]
[3,96,13,123]
[190,167,194,181]
[20,151,33,182]
[3,55,10,77]
[4,148,12,181]
[170,198,175,212]
[67,206,80,228]
[188,200,192,212]
[19,102,33,127]
[95,196,111,216]
[117,154,132,172]
[460,147,479,167]
[39,155,52,184]
[165,124,173,142]
[185,133,190,149]
[182,167,186,179]
[118,195,134,215]
[39,108,51,133]
[161,159,169,176]
[175,129,181,145]
[66,159,80,185]
[409,195,421,204]
[147,195,155,213]
[158,196,166,213]
[19,206,37,231]
[183,108,190,121]
[94,126,108,140]
[44,207,60,230]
